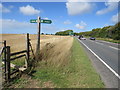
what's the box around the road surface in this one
[77,37,119,88]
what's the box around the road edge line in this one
[77,38,120,79]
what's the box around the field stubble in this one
[1,34,67,52]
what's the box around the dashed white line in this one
[88,40,103,45]
[95,42,104,45]
[109,46,119,50]
[89,40,119,50]
[77,38,120,79]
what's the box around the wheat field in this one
[1,34,72,53]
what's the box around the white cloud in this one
[43,17,49,20]
[19,5,40,16]
[96,2,118,15]
[0,19,58,34]
[67,0,119,2]
[0,3,11,13]
[75,21,87,29]
[0,19,37,33]
[111,13,120,24]
[59,29,68,32]
[60,29,66,31]
[66,1,94,15]
[64,20,72,24]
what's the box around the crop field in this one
[1,34,70,52]
[1,34,72,73]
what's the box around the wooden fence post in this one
[26,33,30,68]
[36,16,41,59]
[3,40,7,81]
[6,46,10,82]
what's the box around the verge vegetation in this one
[4,35,104,88]
[24,37,104,88]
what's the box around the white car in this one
[80,37,86,40]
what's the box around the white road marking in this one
[95,42,104,45]
[89,39,119,50]
[77,38,120,79]
[109,46,119,50]
[88,40,104,45]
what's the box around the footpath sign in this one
[41,19,52,24]
[69,31,74,36]
[30,17,52,57]
[30,19,37,23]
[30,19,52,24]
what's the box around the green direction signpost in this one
[30,17,52,58]
[69,31,74,36]
[41,19,52,24]
[30,19,52,24]
[30,19,37,23]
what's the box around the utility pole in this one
[36,16,41,58]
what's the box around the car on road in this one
[80,37,86,40]
[90,37,96,40]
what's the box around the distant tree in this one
[41,33,44,35]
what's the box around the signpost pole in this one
[30,17,52,60]
[36,16,41,59]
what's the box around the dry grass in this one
[1,34,69,53]
[1,34,71,69]
[40,36,73,67]
[1,34,73,88]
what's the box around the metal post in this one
[6,46,10,82]
[36,16,41,59]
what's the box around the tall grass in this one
[32,37,104,88]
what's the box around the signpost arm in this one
[36,16,41,59]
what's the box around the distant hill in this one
[75,22,120,40]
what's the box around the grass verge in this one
[32,37,104,88]
[84,36,120,44]
[97,38,120,44]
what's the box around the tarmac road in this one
[77,37,119,88]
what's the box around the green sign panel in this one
[30,19,52,24]
[30,19,37,23]
[41,19,52,24]
[69,31,74,35]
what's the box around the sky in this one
[0,1,119,34]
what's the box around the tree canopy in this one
[55,30,73,36]
[74,22,120,40]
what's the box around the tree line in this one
[55,22,120,40]
[76,22,120,40]
[55,30,73,36]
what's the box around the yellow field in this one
[1,34,73,68]
[1,34,72,53]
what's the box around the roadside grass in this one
[84,36,120,44]
[32,37,104,88]
[68,38,104,88]
[11,57,25,66]
[96,38,120,44]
